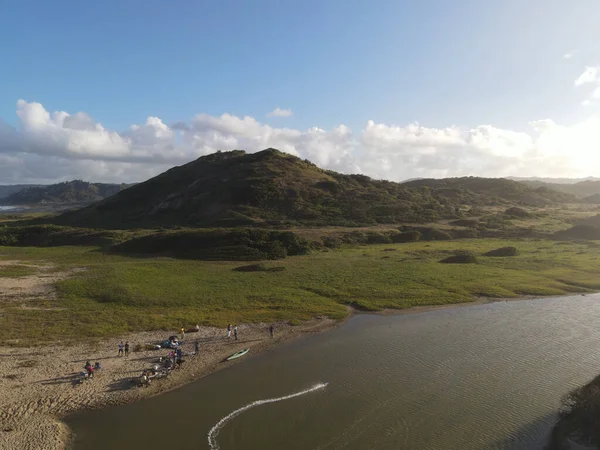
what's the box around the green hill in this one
[55,149,577,229]
[4,180,132,205]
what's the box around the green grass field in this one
[2,238,600,343]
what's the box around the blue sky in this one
[1,0,600,183]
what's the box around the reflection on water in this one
[68,295,600,450]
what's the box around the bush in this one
[449,219,479,228]
[553,225,600,241]
[421,228,453,241]
[322,236,342,249]
[366,232,392,244]
[439,251,477,264]
[504,207,531,218]
[391,231,421,243]
[484,246,519,257]
[233,264,285,273]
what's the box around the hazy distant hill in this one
[55,149,578,229]
[0,185,40,199]
[4,180,133,205]
[514,179,600,198]
[508,176,600,184]
[402,177,575,206]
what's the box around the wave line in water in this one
[207,382,329,450]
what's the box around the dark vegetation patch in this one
[547,373,600,449]
[553,225,600,241]
[449,219,479,227]
[504,207,532,218]
[483,246,519,257]
[233,264,286,272]
[575,214,600,227]
[0,224,130,248]
[111,229,311,261]
[439,251,478,264]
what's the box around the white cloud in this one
[564,50,577,59]
[266,107,293,118]
[575,66,600,86]
[1,99,600,184]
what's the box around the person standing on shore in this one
[194,341,199,355]
[269,325,274,338]
[118,342,124,356]
[180,326,185,340]
[234,325,238,341]
[227,324,232,339]
[124,342,130,357]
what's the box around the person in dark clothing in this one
[233,325,238,341]
[269,325,274,338]
[194,341,199,355]
[124,342,130,357]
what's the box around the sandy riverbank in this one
[1,259,593,450]
[0,318,338,450]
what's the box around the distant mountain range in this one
[53,148,580,229]
[1,180,133,206]
[508,176,600,184]
[0,185,41,199]
[509,179,600,200]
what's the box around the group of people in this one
[227,324,238,340]
[118,341,130,357]
[226,323,275,340]
[83,361,101,380]
[97,322,277,387]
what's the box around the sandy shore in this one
[0,318,338,450]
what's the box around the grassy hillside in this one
[3,180,132,205]
[54,149,577,229]
[2,238,600,343]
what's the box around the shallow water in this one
[68,295,600,450]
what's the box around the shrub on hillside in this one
[449,219,479,228]
[111,229,310,261]
[439,251,478,264]
[553,225,600,241]
[504,207,532,219]
[451,228,480,239]
[233,264,285,272]
[322,236,343,248]
[391,231,421,243]
[366,232,392,244]
[419,228,453,241]
[483,246,519,257]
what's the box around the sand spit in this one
[0,319,337,450]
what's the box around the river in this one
[67,294,600,449]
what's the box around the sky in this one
[1,0,600,184]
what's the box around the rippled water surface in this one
[68,295,600,449]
